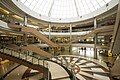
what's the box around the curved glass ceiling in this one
[20,0,111,19]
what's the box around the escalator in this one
[108,2,120,78]
[70,25,114,43]
[7,24,59,57]
[22,27,59,48]
[111,24,120,55]
[0,45,72,80]
[5,44,53,58]
[110,0,120,55]
[0,46,49,79]
[22,44,53,58]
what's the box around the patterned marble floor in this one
[0,48,111,80]
[52,55,110,80]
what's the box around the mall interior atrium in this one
[0,0,120,80]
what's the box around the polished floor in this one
[0,47,115,80]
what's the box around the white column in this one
[69,24,72,54]
[48,24,51,40]
[48,24,52,54]
[70,24,72,41]
[23,15,28,45]
[24,15,28,26]
[94,18,98,59]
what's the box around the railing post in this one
[32,56,33,63]
[72,69,76,80]
[43,59,45,67]
[11,50,12,55]
[3,47,4,53]
[38,59,39,65]
[26,51,27,60]
[19,52,20,58]
[47,63,49,80]
[48,71,49,80]
[61,57,63,65]
[43,59,45,79]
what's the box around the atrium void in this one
[0,0,120,80]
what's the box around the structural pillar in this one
[70,24,72,41]
[23,15,28,45]
[94,18,98,59]
[48,23,52,54]
[23,34,27,45]
[24,15,28,26]
[69,24,72,54]
[48,24,51,40]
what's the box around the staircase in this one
[0,45,72,80]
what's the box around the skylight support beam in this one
[48,0,54,17]
[32,0,40,10]
[24,0,27,3]
[84,0,92,12]
[81,0,87,14]
[28,0,34,7]
[90,1,96,10]
[96,0,101,7]
[103,0,107,3]
[74,0,79,17]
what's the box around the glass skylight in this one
[20,0,111,19]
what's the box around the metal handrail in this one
[0,44,51,79]
[0,44,49,68]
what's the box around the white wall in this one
[41,31,91,36]
[0,20,9,28]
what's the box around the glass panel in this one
[20,0,26,3]
[20,0,111,19]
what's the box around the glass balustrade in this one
[0,45,48,68]
[0,44,76,79]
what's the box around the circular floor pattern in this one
[52,55,110,80]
